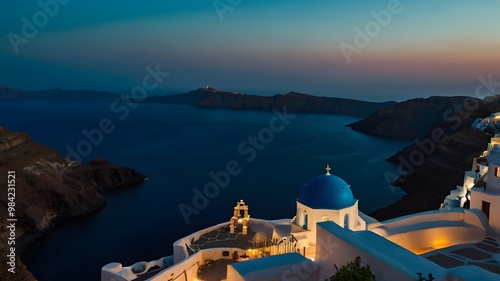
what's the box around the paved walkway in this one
[423,236,500,275]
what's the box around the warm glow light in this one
[306,254,316,261]
[432,237,449,249]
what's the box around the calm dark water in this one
[0,100,408,281]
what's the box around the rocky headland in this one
[0,127,146,280]
[142,87,397,118]
[347,96,480,139]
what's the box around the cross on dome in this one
[325,165,331,176]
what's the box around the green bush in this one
[326,256,376,281]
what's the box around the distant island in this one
[140,86,397,118]
[0,86,396,119]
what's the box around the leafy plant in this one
[417,273,434,281]
[326,256,376,281]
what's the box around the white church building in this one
[102,138,500,281]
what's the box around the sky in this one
[1,0,500,101]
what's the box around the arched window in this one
[322,216,329,222]
[344,214,349,229]
[303,210,308,229]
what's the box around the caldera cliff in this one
[0,127,146,280]
[142,87,396,118]
[350,96,500,221]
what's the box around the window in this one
[322,216,329,222]
[495,167,500,177]
[303,211,308,230]
[344,214,349,229]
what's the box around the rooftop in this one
[189,226,256,253]
[423,236,500,275]
[318,221,444,276]
[298,174,355,210]
[187,219,294,253]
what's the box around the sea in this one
[0,99,409,281]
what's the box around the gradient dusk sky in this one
[1,0,500,101]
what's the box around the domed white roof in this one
[297,172,355,210]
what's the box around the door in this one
[482,201,491,220]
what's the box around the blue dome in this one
[297,174,355,209]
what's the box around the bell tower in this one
[229,200,250,234]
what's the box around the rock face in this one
[142,87,397,118]
[0,127,145,279]
[368,96,500,221]
[0,128,31,152]
[348,96,480,139]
